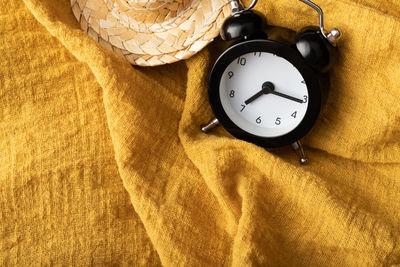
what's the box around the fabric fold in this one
[17,0,400,265]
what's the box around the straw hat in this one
[71,0,232,66]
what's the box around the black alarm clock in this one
[201,0,341,164]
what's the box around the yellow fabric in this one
[1,0,400,265]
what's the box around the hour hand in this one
[244,90,264,105]
[244,82,275,105]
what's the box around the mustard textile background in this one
[1,0,400,266]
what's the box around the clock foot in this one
[201,118,219,133]
[291,141,309,165]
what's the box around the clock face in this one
[208,39,321,148]
[219,51,309,138]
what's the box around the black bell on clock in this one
[220,10,266,41]
[296,26,339,72]
[201,0,341,164]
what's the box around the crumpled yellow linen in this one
[1,0,400,265]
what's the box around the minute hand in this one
[270,91,304,103]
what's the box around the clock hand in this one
[269,91,304,104]
[244,82,275,105]
[261,82,304,103]
[244,90,264,105]
[244,82,304,105]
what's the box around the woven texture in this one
[70,0,231,66]
[1,0,400,265]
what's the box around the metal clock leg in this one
[201,118,219,133]
[291,140,309,164]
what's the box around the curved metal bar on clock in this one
[230,0,258,14]
[244,0,258,11]
[298,0,327,38]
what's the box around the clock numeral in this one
[256,116,262,124]
[303,95,308,103]
[228,71,234,79]
[253,52,261,57]
[301,80,306,84]
[229,90,235,98]
[237,57,246,66]
[275,117,282,125]
[291,111,297,118]
[240,104,246,112]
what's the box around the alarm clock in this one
[201,0,341,164]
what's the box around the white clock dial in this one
[219,51,309,138]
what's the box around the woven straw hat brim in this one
[71,0,231,66]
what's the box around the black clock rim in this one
[208,39,322,148]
